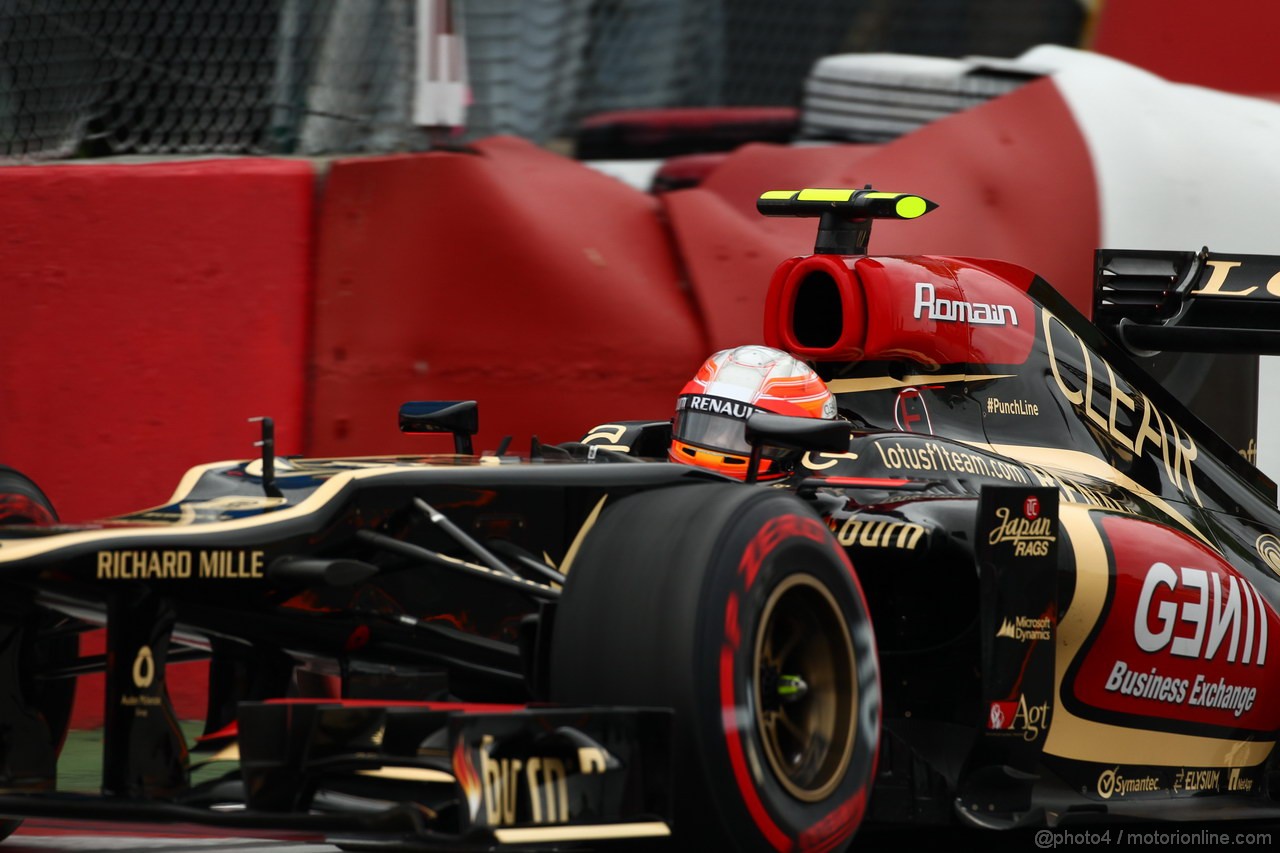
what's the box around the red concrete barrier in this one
[309,136,708,457]
[0,158,316,727]
[681,79,1099,314]
[0,159,314,521]
[1092,0,1280,96]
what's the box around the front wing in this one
[0,701,673,850]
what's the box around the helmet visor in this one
[673,395,789,459]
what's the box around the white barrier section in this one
[1032,45,1280,493]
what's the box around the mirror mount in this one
[743,411,851,484]
[399,401,479,455]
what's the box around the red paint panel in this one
[682,79,1099,314]
[0,159,314,522]
[311,137,705,456]
[764,253,1035,368]
[857,257,1036,367]
[1073,515,1280,732]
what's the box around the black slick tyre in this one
[550,482,880,852]
[0,467,73,842]
[0,466,57,528]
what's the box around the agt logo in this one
[986,694,1050,741]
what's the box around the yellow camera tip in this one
[895,196,927,219]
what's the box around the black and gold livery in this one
[0,191,1278,848]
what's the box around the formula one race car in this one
[1,189,1280,851]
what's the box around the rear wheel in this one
[550,483,879,851]
[0,467,74,842]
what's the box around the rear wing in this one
[1095,248,1280,355]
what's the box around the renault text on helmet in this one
[670,345,836,479]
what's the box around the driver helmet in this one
[670,345,836,479]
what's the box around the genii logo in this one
[1071,515,1280,731]
[1134,561,1267,665]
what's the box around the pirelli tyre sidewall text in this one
[550,483,880,852]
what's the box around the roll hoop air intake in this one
[758,188,938,360]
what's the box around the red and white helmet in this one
[670,345,836,479]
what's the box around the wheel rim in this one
[753,573,857,802]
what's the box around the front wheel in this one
[550,483,880,852]
[0,467,74,843]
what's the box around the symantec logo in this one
[1072,516,1280,731]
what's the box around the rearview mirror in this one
[744,412,850,483]
[399,400,479,454]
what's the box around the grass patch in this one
[59,722,234,793]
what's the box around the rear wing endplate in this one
[1095,247,1280,356]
